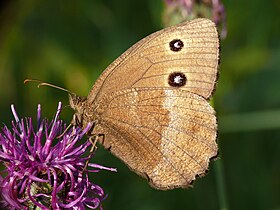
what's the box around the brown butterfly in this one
[69,18,219,190]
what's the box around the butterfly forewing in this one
[87,18,219,105]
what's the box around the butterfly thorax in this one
[69,93,98,130]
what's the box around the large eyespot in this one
[169,39,184,52]
[168,72,187,87]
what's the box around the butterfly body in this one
[70,18,219,190]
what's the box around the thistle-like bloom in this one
[0,102,116,209]
[164,0,227,38]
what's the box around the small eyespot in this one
[169,39,184,52]
[168,72,187,87]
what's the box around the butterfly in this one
[69,18,219,190]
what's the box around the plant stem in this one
[214,158,229,210]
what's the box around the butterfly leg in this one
[97,133,111,151]
[57,112,85,138]
[57,123,73,139]
[83,133,104,172]
[83,135,98,172]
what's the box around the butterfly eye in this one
[168,72,187,87]
[169,39,184,52]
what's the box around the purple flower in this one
[163,0,227,39]
[0,102,116,209]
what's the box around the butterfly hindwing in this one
[93,88,218,189]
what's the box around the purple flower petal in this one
[0,103,115,209]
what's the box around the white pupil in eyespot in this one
[174,42,181,48]
[174,75,183,84]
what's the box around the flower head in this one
[163,0,227,39]
[0,102,116,209]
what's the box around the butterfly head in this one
[69,93,87,127]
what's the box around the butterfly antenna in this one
[24,79,76,139]
[24,79,74,95]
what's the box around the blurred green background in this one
[0,0,279,210]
